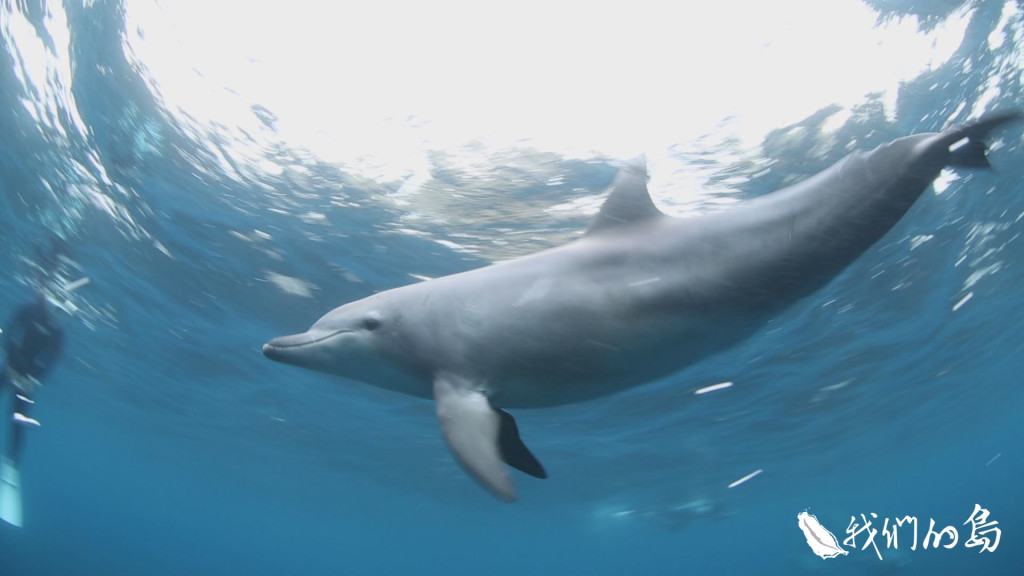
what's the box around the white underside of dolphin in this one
[264,112,1022,501]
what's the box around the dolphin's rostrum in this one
[264,113,1021,501]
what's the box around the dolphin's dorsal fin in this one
[586,157,664,235]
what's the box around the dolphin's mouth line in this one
[264,329,352,350]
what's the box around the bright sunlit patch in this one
[63,277,91,292]
[988,0,1021,51]
[264,271,317,298]
[931,168,959,195]
[728,468,763,488]
[909,235,934,250]
[121,0,973,178]
[695,381,734,395]
[952,292,973,312]
[821,108,854,134]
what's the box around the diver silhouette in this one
[2,293,65,461]
[1,237,72,527]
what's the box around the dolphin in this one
[263,113,1021,501]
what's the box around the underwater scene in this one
[0,0,1022,574]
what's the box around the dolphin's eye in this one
[361,315,382,331]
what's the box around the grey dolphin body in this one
[264,113,1021,500]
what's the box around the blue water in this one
[2,1,1022,574]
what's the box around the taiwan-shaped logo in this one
[797,510,849,559]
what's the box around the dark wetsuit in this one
[2,298,64,461]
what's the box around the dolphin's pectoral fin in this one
[586,156,665,235]
[496,408,547,479]
[433,374,517,501]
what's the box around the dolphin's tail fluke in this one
[943,111,1023,168]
